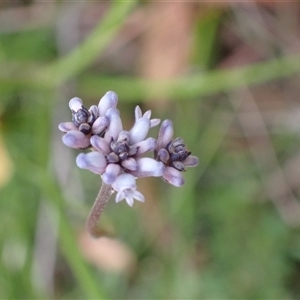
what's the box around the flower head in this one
[76,106,164,186]
[155,119,199,187]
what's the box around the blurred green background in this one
[1,1,300,299]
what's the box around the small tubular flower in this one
[130,158,165,178]
[155,119,199,187]
[112,174,145,207]
[129,106,160,144]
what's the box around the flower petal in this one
[125,195,134,207]
[102,164,121,185]
[143,110,151,119]
[150,118,160,128]
[131,158,165,178]
[124,189,145,206]
[183,155,199,167]
[115,191,125,203]
[76,152,107,174]
[131,190,145,202]
[58,122,77,132]
[69,97,83,112]
[98,91,118,116]
[62,131,90,149]
[134,106,142,122]
[163,166,184,187]
[129,118,150,144]
[91,116,108,135]
[156,119,173,150]
[90,135,110,154]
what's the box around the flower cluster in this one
[59,91,198,207]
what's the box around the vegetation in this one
[1,1,300,299]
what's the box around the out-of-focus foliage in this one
[1,1,300,299]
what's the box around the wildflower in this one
[155,119,199,187]
[112,173,145,207]
[130,106,160,144]
[58,91,118,149]
[58,91,199,237]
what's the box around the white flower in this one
[129,106,160,144]
[112,174,145,207]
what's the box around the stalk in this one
[86,182,113,237]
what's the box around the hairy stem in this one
[86,182,113,237]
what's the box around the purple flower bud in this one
[91,116,109,136]
[58,122,78,133]
[156,119,174,151]
[162,166,184,187]
[90,135,110,154]
[62,131,90,149]
[131,158,165,178]
[102,164,121,184]
[76,152,107,174]
[98,91,118,116]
